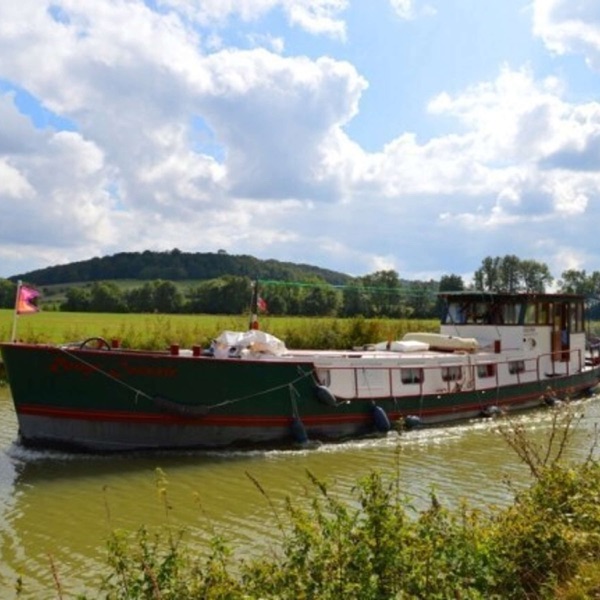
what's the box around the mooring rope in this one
[57,346,315,413]
[58,346,153,400]
[207,370,313,410]
[289,384,301,418]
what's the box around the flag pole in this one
[249,279,259,330]
[10,280,22,343]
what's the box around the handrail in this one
[319,348,587,399]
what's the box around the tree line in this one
[50,273,442,318]
[2,255,600,317]
[9,248,353,287]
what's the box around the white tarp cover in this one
[373,340,430,352]
[212,330,287,357]
[402,332,479,351]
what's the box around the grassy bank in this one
[0,309,438,350]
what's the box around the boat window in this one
[570,302,582,333]
[473,303,488,323]
[508,360,525,374]
[401,368,423,385]
[316,369,331,386]
[577,302,584,333]
[502,303,521,325]
[441,366,462,381]
[538,302,550,325]
[446,302,466,324]
[477,363,496,378]
[524,304,536,325]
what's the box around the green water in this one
[1,385,599,598]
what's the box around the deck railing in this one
[318,348,586,400]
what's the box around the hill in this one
[10,249,355,286]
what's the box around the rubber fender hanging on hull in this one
[315,384,338,407]
[152,395,210,417]
[291,416,309,444]
[372,405,391,433]
[543,395,562,408]
[404,415,422,429]
[480,405,502,418]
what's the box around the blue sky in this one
[1,0,600,286]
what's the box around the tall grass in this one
[0,309,439,350]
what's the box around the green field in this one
[0,309,438,350]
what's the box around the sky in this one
[1,0,600,285]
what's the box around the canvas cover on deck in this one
[211,330,287,357]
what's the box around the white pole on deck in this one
[10,280,22,343]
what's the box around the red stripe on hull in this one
[17,404,372,428]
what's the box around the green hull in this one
[2,342,599,451]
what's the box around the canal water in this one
[1,384,600,598]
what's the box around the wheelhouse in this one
[439,291,587,364]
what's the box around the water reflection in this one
[1,386,600,597]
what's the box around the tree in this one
[126,282,157,313]
[473,256,552,293]
[340,283,370,317]
[558,270,600,318]
[261,282,305,316]
[154,280,183,313]
[520,260,553,293]
[303,285,341,316]
[0,279,17,309]
[498,255,521,292]
[187,276,252,314]
[558,269,600,296]
[360,270,407,318]
[407,280,438,319]
[89,282,127,313]
[61,287,91,311]
[473,256,502,292]
[439,274,465,293]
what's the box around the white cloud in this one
[0,160,35,199]
[420,66,600,223]
[1,1,600,280]
[199,50,366,199]
[155,0,347,38]
[389,0,436,21]
[533,0,600,68]
[0,0,366,274]
[283,0,348,39]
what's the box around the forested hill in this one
[10,249,354,286]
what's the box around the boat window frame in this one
[440,293,588,330]
[477,363,496,379]
[508,360,525,375]
[524,303,536,325]
[441,365,462,382]
[316,368,331,387]
[538,302,551,325]
[401,367,424,385]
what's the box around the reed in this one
[0,309,438,350]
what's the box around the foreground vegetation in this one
[18,406,598,599]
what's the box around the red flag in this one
[16,285,40,314]
[257,296,267,312]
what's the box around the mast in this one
[249,280,259,330]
